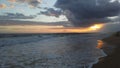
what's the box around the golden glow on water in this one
[97,40,104,49]
[0,24,104,33]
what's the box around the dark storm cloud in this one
[39,8,62,17]
[0,13,36,20]
[55,0,120,26]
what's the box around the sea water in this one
[0,33,107,68]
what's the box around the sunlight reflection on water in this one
[96,40,104,49]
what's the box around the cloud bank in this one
[0,13,36,20]
[55,0,120,26]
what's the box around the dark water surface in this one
[0,34,106,68]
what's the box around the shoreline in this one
[0,34,104,68]
[92,32,120,68]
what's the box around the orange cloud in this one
[8,0,42,8]
[8,0,16,3]
[0,4,7,9]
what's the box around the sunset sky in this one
[0,0,120,33]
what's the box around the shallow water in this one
[0,34,106,68]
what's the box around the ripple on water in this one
[0,35,106,68]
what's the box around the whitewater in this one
[0,34,106,68]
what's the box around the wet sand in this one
[92,33,120,68]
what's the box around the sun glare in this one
[90,24,103,30]
[0,24,104,33]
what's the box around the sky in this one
[0,0,120,33]
[0,0,68,22]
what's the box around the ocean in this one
[0,33,108,68]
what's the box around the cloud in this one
[9,4,15,8]
[8,0,42,7]
[0,13,36,20]
[55,0,120,27]
[29,0,42,7]
[0,20,70,27]
[8,0,16,3]
[39,8,62,17]
[0,4,7,9]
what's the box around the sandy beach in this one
[92,32,120,68]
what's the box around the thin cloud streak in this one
[8,0,42,7]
